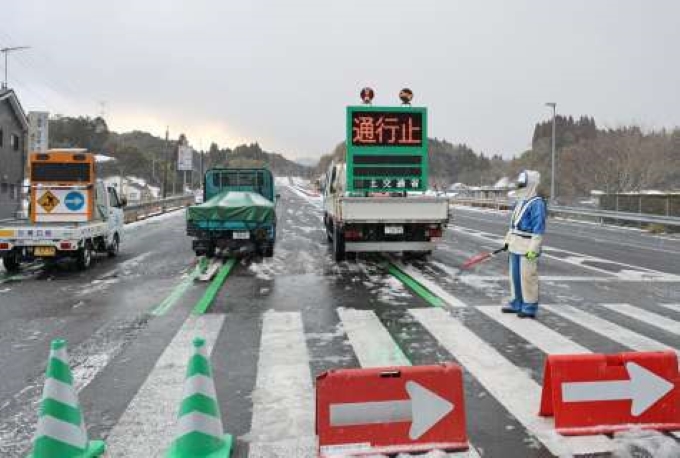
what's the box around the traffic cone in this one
[27,339,105,458]
[166,337,233,458]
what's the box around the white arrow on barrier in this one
[329,381,454,440]
[561,362,674,416]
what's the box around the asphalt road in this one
[0,186,679,457]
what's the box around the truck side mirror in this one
[276,194,281,200]
[119,197,128,208]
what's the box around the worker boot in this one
[518,303,538,318]
[501,301,521,314]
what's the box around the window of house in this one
[11,133,19,151]
[10,184,15,200]
[0,129,3,147]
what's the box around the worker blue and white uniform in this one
[503,170,546,318]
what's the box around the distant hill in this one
[313,139,505,188]
[48,116,312,191]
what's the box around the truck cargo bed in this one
[338,196,449,223]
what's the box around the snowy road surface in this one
[1,185,679,457]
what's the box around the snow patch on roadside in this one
[125,207,186,231]
[612,429,680,457]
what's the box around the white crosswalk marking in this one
[411,307,613,457]
[248,311,316,458]
[658,304,680,313]
[600,303,680,335]
[338,308,481,458]
[542,304,679,357]
[476,306,591,354]
[389,260,468,308]
[338,308,411,367]
[107,314,225,457]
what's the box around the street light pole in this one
[545,102,557,203]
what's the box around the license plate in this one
[232,231,250,240]
[384,225,404,235]
[35,246,56,257]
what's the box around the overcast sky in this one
[3,1,679,160]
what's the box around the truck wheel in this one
[333,226,346,262]
[205,245,216,259]
[76,245,93,270]
[107,235,120,258]
[2,252,21,273]
[263,245,274,258]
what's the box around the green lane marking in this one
[192,258,237,315]
[385,261,445,308]
[151,265,201,316]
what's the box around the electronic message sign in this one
[346,106,428,192]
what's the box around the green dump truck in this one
[186,168,277,257]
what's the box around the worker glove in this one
[526,250,539,260]
[503,243,509,252]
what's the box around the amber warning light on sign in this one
[351,111,423,147]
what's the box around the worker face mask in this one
[516,172,528,189]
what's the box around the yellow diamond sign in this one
[38,190,60,213]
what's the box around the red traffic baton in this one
[461,246,507,270]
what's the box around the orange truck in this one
[0,149,126,271]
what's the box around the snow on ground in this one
[124,207,186,231]
[612,429,680,457]
[95,154,115,162]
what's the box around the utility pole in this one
[162,127,169,199]
[1,46,30,90]
[545,102,557,203]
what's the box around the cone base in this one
[165,434,233,458]
[27,440,106,458]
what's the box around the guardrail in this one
[450,198,680,228]
[123,195,194,223]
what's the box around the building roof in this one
[0,89,29,131]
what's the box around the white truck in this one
[323,98,449,261]
[323,162,449,261]
[0,150,126,272]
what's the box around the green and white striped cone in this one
[166,337,233,458]
[27,339,105,458]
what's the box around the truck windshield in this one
[207,169,273,201]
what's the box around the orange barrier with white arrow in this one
[539,351,680,435]
[316,364,468,456]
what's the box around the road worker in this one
[502,170,547,318]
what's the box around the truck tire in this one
[76,244,93,270]
[324,215,332,243]
[107,235,120,258]
[262,245,274,258]
[2,251,20,273]
[333,225,346,262]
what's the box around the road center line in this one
[106,313,225,457]
[389,260,467,308]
